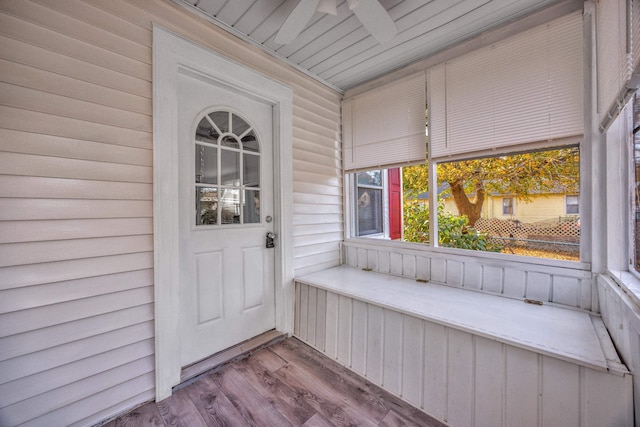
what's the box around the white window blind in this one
[597,0,632,128]
[343,72,426,172]
[429,12,583,160]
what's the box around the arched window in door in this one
[194,110,261,226]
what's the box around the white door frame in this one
[152,25,294,401]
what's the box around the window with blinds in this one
[429,12,583,159]
[342,72,426,172]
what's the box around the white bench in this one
[294,266,633,427]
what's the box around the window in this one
[355,170,384,236]
[565,195,579,214]
[194,110,261,226]
[353,146,581,261]
[502,198,514,215]
[345,13,583,262]
[434,147,580,259]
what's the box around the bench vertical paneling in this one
[294,277,633,427]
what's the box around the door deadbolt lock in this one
[266,232,276,248]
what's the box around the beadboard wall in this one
[342,240,596,311]
[0,1,341,425]
[597,274,640,424]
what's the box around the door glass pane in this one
[244,190,260,224]
[208,111,229,133]
[194,110,263,227]
[233,114,251,136]
[221,135,240,149]
[242,131,259,152]
[196,187,218,225]
[195,117,219,144]
[220,149,240,185]
[244,153,260,187]
[220,188,240,224]
[195,144,217,184]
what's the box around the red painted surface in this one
[388,168,402,240]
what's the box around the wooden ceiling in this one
[174,0,564,92]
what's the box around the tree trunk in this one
[449,180,485,227]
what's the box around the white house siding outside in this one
[0,1,342,425]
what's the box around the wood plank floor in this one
[104,337,446,426]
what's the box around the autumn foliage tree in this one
[403,147,580,227]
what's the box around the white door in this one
[177,71,276,367]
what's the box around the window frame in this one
[346,140,586,268]
[348,170,390,239]
[354,170,385,237]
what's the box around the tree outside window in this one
[401,146,580,260]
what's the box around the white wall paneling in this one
[597,274,640,424]
[343,240,594,310]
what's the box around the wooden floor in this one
[105,337,446,426]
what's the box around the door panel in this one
[195,251,223,323]
[243,246,265,309]
[177,70,275,367]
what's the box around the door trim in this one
[152,26,294,401]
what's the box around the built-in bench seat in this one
[294,265,633,427]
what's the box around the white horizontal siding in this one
[0,305,153,361]
[0,151,152,182]
[0,339,154,408]
[0,199,153,220]
[0,218,153,243]
[0,1,341,426]
[0,269,153,313]
[0,128,152,166]
[296,282,634,427]
[0,287,153,338]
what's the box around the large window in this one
[352,146,581,261]
[434,147,580,260]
